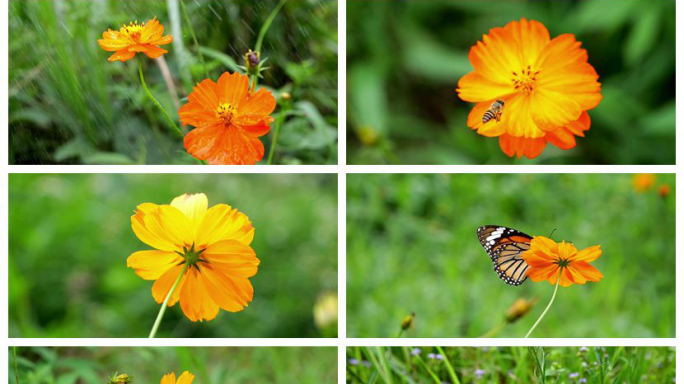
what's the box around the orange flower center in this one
[120,21,145,40]
[215,102,237,123]
[511,65,540,94]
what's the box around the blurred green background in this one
[9,174,337,338]
[347,174,675,337]
[10,347,336,384]
[347,346,675,383]
[347,0,675,164]
[9,0,337,165]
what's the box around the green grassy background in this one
[347,347,675,384]
[347,0,675,165]
[347,174,675,338]
[9,174,337,338]
[11,347,337,384]
[9,0,337,165]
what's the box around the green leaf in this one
[81,152,135,165]
[623,4,661,66]
[198,46,240,73]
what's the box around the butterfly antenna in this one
[548,228,557,239]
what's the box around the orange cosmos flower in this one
[632,173,656,192]
[521,236,603,287]
[178,72,276,165]
[98,17,173,62]
[128,193,259,322]
[161,372,194,384]
[457,18,602,159]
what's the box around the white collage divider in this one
[0,0,682,383]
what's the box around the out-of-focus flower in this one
[457,18,602,159]
[98,17,173,62]
[348,358,360,366]
[475,369,486,379]
[357,126,380,146]
[427,353,444,360]
[178,72,276,165]
[314,292,338,330]
[160,372,194,384]
[128,193,259,321]
[579,378,587,383]
[411,348,422,356]
[521,236,603,287]
[505,298,538,323]
[658,184,671,198]
[633,174,656,192]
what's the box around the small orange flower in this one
[457,18,602,159]
[633,173,656,192]
[98,17,173,62]
[521,236,603,287]
[161,372,194,384]
[658,184,670,198]
[128,193,259,322]
[179,72,276,165]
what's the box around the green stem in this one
[250,0,286,90]
[266,107,288,165]
[13,347,19,384]
[524,272,561,338]
[255,0,286,54]
[180,0,208,80]
[148,264,188,338]
[436,347,461,384]
[479,320,506,338]
[138,59,184,139]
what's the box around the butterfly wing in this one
[476,225,533,286]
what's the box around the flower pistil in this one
[512,65,540,94]
[215,102,237,123]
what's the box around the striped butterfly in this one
[477,225,532,286]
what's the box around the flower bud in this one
[401,312,416,331]
[505,298,537,323]
[244,49,260,74]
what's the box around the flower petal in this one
[160,373,176,384]
[184,124,265,165]
[535,34,603,111]
[127,250,183,280]
[108,49,136,62]
[185,79,221,114]
[131,203,193,252]
[499,134,546,159]
[199,263,254,311]
[571,244,602,263]
[530,88,583,131]
[203,240,260,278]
[176,372,195,384]
[170,193,208,230]
[569,260,604,282]
[196,204,255,247]
[216,71,250,106]
[179,267,219,322]
[151,264,187,306]
[457,72,513,103]
[142,45,169,59]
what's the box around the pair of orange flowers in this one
[98,18,275,165]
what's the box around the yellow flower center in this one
[120,21,145,40]
[215,102,237,123]
[511,65,540,94]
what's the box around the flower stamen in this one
[511,65,540,94]
[120,21,145,40]
[215,102,237,123]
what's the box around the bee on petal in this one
[482,99,505,124]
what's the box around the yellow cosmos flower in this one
[161,372,194,384]
[128,193,259,322]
